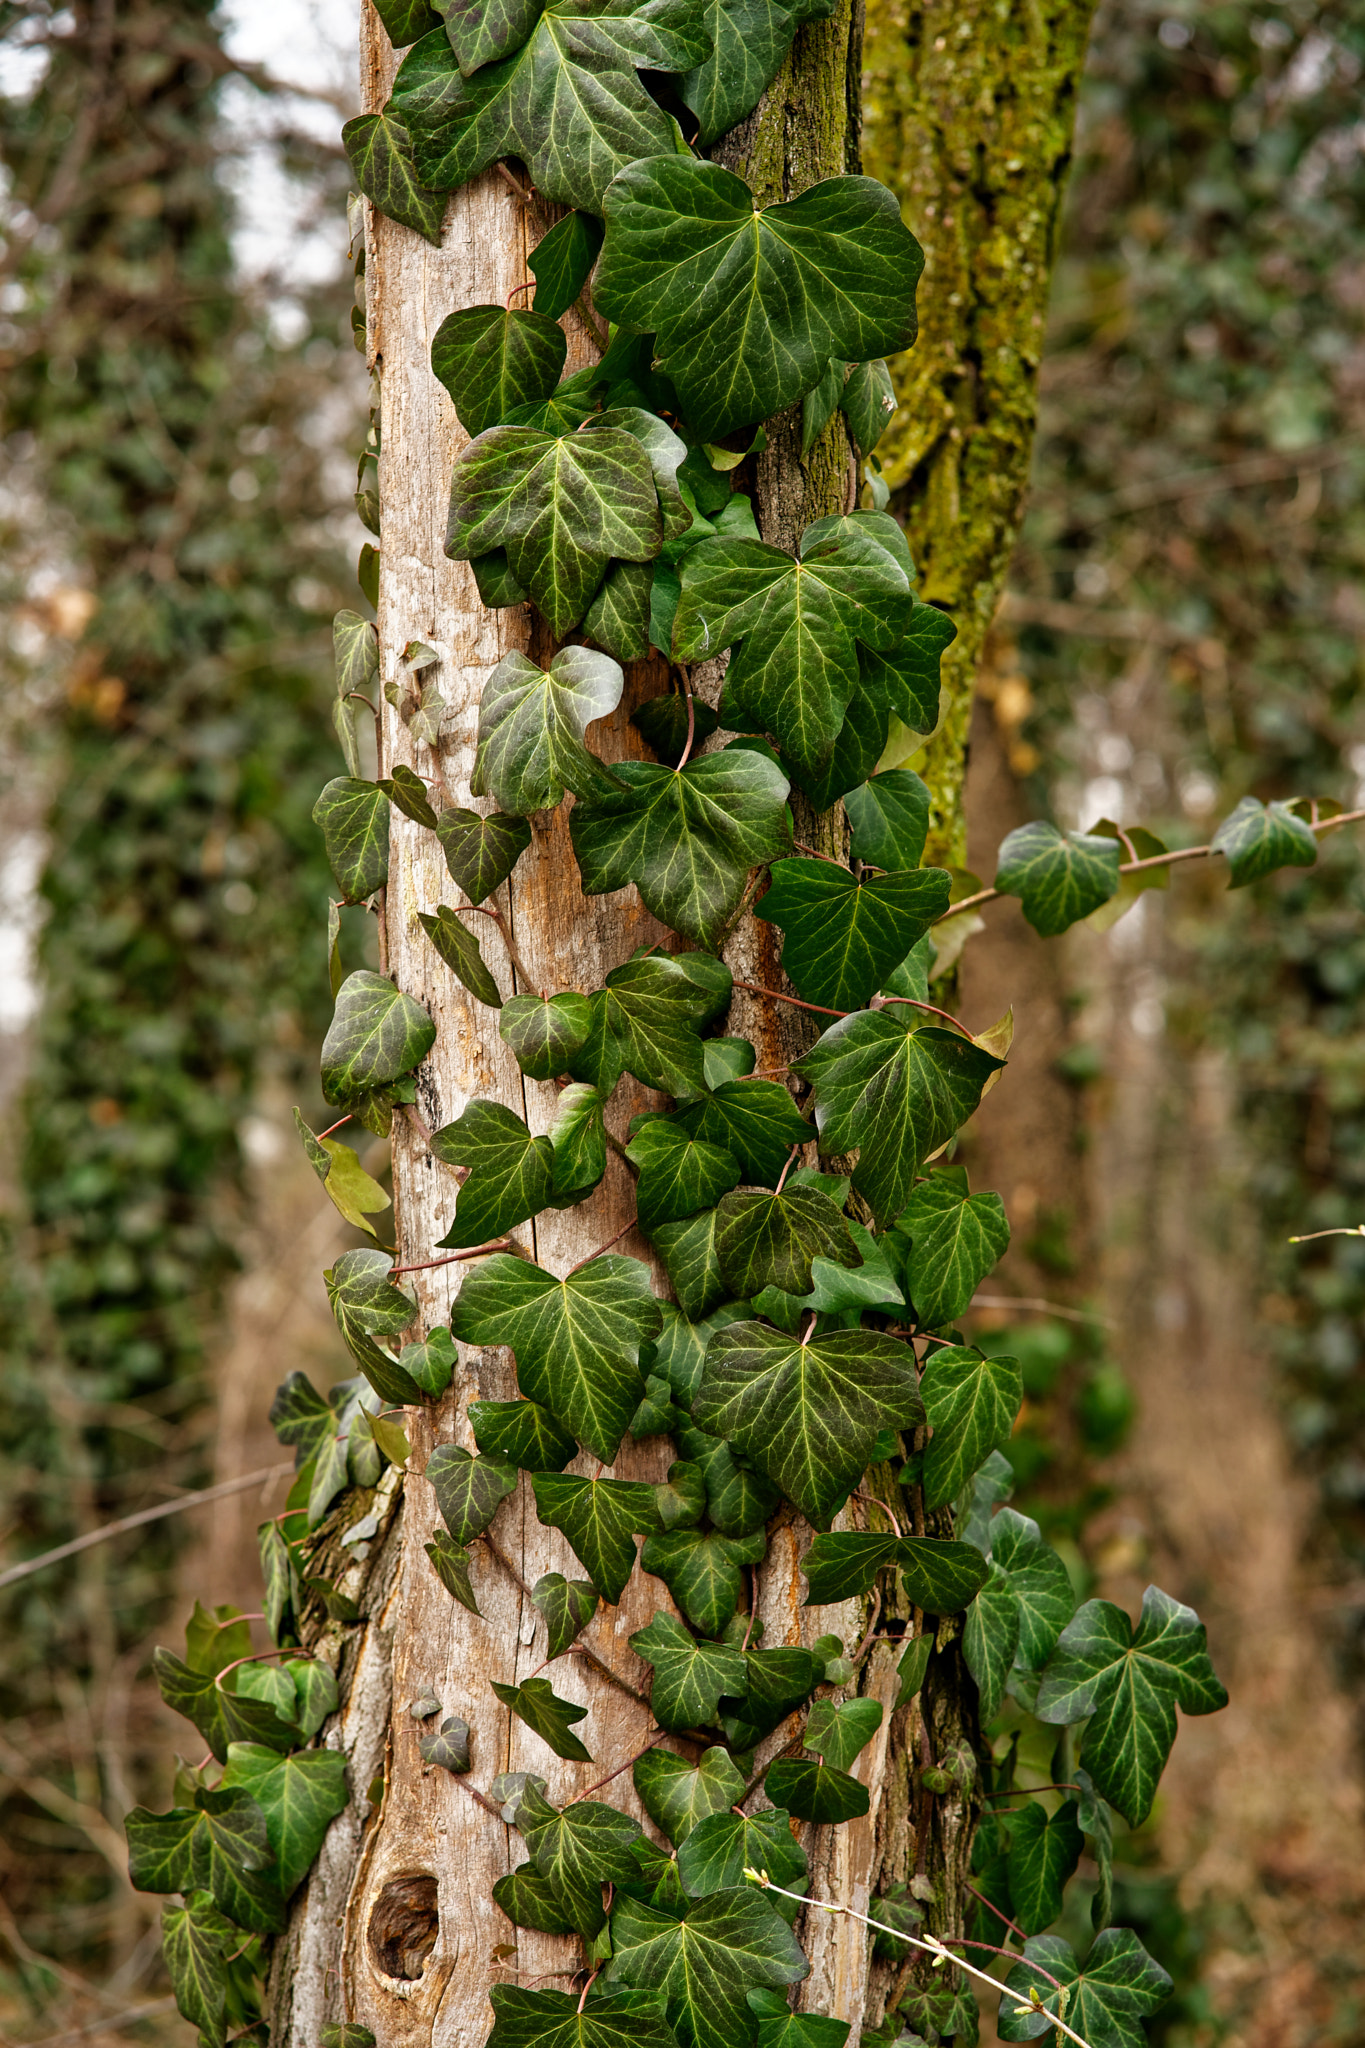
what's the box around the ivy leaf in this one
[632,689,722,766]
[998,1930,1173,2048]
[571,747,792,948]
[960,1448,1016,1555]
[430,305,567,438]
[762,1756,868,1824]
[748,1989,848,2048]
[794,1015,1004,1226]
[921,1346,1023,1509]
[1036,1587,1228,1826]
[894,1169,1010,1329]
[219,1744,349,1898]
[532,1572,599,1659]
[894,1635,932,1711]
[679,0,834,144]
[633,1745,746,1844]
[322,970,436,1108]
[675,1081,810,1186]
[435,806,532,903]
[653,1210,727,1320]
[419,906,503,1007]
[472,644,626,810]
[597,159,923,442]
[533,1473,659,1602]
[548,1082,608,1207]
[649,1300,752,1410]
[126,1789,284,1932]
[673,528,910,776]
[629,1613,747,1730]
[312,779,390,902]
[674,1424,779,1539]
[501,992,594,1080]
[393,8,710,216]
[430,1099,555,1247]
[841,357,897,457]
[678,1807,807,1898]
[426,1530,481,1611]
[342,108,446,243]
[517,1781,643,1936]
[470,1397,578,1471]
[492,1675,592,1762]
[755,860,951,1011]
[694,1322,924,1526]
[375,0,441,44]
[571,954,710,1098]
[995,822,1121,937]
[608,1888,809,2048]
[963,1561,1020,1724]
[379,761,439,830]
[323,1249,422,1403]
[426,1442,519,1545]
[531,210,606,320]
[295,1111,392,1240]
[396,1324,457,1398]
[586,558,654,661]
[160,1895,233,2048]
[720,1644,820,1745]
[494,1860,578,1935]
[800,1531,985,1610]
[989,1509,1075,1671]
[1211,794,1317,886]
[857,599,954,742]
[805,1697,882,1770]
[453,1252,662,1463]
[713,1185,859,1299]
[152,1651,299,1765]
[640,1525,765,1636]
[334,609,378,700]
[843,768,930,873]
[269,1372,335,1471]
[1075,1769,1115,1933]
[1007,1802,1083,1936]
[654,1462,707,1532]
[488,1984,680,2048]
[419,1714,473,1772]
[628,1120,741,1233]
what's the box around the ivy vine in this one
[127,1,1365,2043]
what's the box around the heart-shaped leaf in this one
[627,1119,741,1233]
[342,108,446,243]
[694,1321,924,1526]
[321,970,436,1105]
[640,1525,765,1637]
[472,644,626,810]
[431,304,567,437]
[1007,1801,1083,1935]
[630,1612,746,1731]
[493,1860,578,1935]
[571,746,792,947]
[430,1098,554,1246]
[998,1929,1172,2048]
[533,1571,599,1658]
[426,1530,480,1611]
[426,1442,519,1545]
[674,1081,810,1185]
[994,822,1121,937]
[608,1888,808,2048]
[126,1787,283,1932]
[435,806,532,903]
[634,1744,746,1842]
[989,1509,1075,1671]
[500,992,594,1079]
[517,1781,643,1935]
[492,1674,592,1762]
[596,159,923,440]
[1211,794,1317,886]
[920,1346,1023,1508]
[533,1472,659,1602]
[570,952,712,1098]
[677,1806,807,1899]
[454,1253,663,1464]
[713,1185,860,1299]
[843,769,930,872]
[419,905,503,1007]
[892,1167,1010,1329]
[804,1697,882,1770]
[762,1756,868,1825]
[418,1713,473,1772]
[548,1081,608,1206]
[469,1397,578,1470]
[313,778,390,902]
[755,859,951,1011]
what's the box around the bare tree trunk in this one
[268,4,1100,2042]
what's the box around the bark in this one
[268,3,1100,2042]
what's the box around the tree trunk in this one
[269,4,1099,2042]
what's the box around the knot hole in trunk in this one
[367,1873,440,1983]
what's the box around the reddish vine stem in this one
[877,994,972,1033]
[964,1881,1030,1947]
[773,1141,803,1194]
[570,1734,664,1803]
[565,1216,637,1276]
[314,1114,352,1141]
[389,1240,510,1275]
[733,978,846,1018]
[675,666,698,771]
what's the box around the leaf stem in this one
[389,1240,511,1275]
[774,1141,803,1194]
[733,978,848,1019]
[964,1880,1029,1947]
[876,995,971,1034]
[570,1733,664,1804]
[792,840,846,866]
[505,278,535,311]
[565,1216,637,1276]
[315,1114,353,1141]
[852,1487,903,1540]
[676,666,698,771]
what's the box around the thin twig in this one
[0,1463,294,1590]
[966,1294,1114,1328]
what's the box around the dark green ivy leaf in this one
[426,1442,519,1545]
[794,1016,1003,1226]
[994,822,1121,937]
[678,1806,806,1899]
[494,1859,579,1935]
[470,643,626,809]
[469,1397,578,1470]
[1211,794,1317,887]
[763,1756,868,1825]
[720,1643,820,1746]
[533,1571,599,1657]
[492,1674,592,1762]
[841,357,897,458]
[374,0,442,45]
[418,1713,472,1772]
[530,210,606,320]
[152,1651,299,1766]
[343,108,446,242]
[1007,1800,1083,1936]
[487,1984,679,2048]
[673,1422,779,1538]
[998,1930,1172,2048]
[597,159,923,442]
[920,1346,1023,1510]
[800,1531,986,1613]
[1035,1586,1228,1826]
[631,689,722,767]
[219,1743,349,1898]
[161,1895,233,2048]
[962,1561,1019,1725]
[419,906,504,1007]
[321,969,436,1108]
[634,1745,746,1844]
[323,1248,422,1404]
[431,1098,555,1247]
[435,805,533,903]
[533,1472,659,1602]
[894,1167,1010,1329]
[640,1524,765,1636]
[804,1696,882,1770]
[748,1989,848,2048]
[570,953,710,1098]
[652,1209,727,1320]
[517,1781,643,1936]
[990,1509,1075,1672]
[431,304,567,438]
[126,1788,283,1932]
[500,992,593,1079]
[269,1372,335,1470]
[713,1184,859,1299]
[608,1888,809,2048]
[571,747,792,948]
[312,779,390,902]
[381,761,441,829]
[679,0,833,143]
[629,1612,746,1731]
[455,1254,662,1464]
[755,859,950,1012]
[548,1081,608,1207]
[843,768,931,875]
[393,7,710,216]
[694,1321,924,1526]
[674,1081,810,1186]
[628,1120,741,1233]
[1075,1768,1115,1933]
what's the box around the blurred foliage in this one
[1006,0,1365,1658]
[0,0,357,2000]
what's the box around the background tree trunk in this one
[269,4,1101,2043]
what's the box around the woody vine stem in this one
[121,1,1363,2045]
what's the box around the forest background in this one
[1,0,1364,2044]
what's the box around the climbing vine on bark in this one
[119,3,1365,2044]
